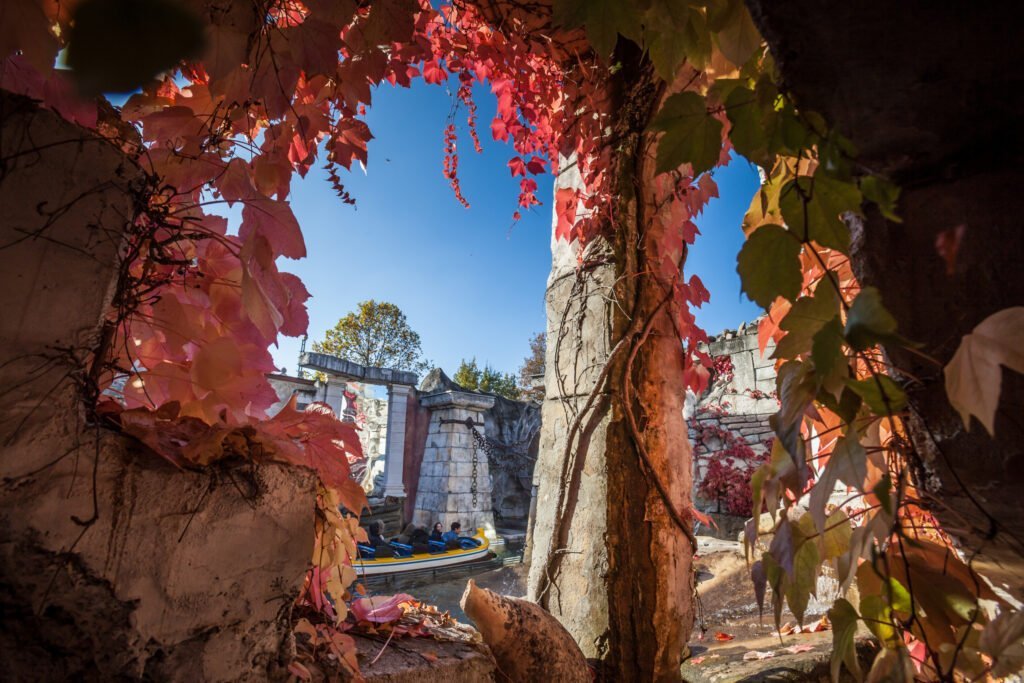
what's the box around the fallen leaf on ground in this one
[784,644,816,654]
[690,656,706,665]
[743,650,776,661]
[714,631,735,641]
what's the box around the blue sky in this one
[258,80,762,379]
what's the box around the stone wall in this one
[412,389,496,533]
[688,321,780,513]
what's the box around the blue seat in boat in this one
[459,537,482,550]
[357,543,376,559]
[428,539,447,553]
[389,541,413,557]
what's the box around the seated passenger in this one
[409,526,430,545]
[429,522,444,543]
[366,522,395,558]
[442,521,462,549]
[367,521,387,548]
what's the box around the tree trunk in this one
[527,52,696,681]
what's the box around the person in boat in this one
[429,522,444,543]
[442,521,463,549]
[365,521,394,558]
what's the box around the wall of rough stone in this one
[482,394,541,529]
[688,321,780,512]
[0,92,316,680]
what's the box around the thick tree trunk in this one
[747,0,1024,596]
[527,55,695,681]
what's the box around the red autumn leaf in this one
[935,223,966,276]
[526,157,546,174]
[287,18,343,77]
[350,593,416,624]
[256,398,364,494]
[508,156,527,176]
[490,116,509,141]
[688,275,711,307]
[240,197,306,259]
[422,59,447,84]
[216,157,255,204]
[714,631,735,641]
[554,187,578,242]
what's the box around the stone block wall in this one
[688,320,780,514]
[412,391,496,534]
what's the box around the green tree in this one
[313,300,428,373]
[453,358,520,399]
[453,358,481,390]
[517,332,545,400]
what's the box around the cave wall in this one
[746,1,1024,594]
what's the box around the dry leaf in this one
[944,307,1024,435]
[743,650,776,661]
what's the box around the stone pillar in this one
[413,390,496,535]
[323,377,346,417]
[381,384,412,499]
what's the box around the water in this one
[361,541,527,623]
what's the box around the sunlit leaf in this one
[773,282,839,358]
[779,174,862,253]
[736,224,802,308]
[845,375,907,416]
[650,92,723,175]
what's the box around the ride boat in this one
[354,528,491,576]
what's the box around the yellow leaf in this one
[944,307,1024,435]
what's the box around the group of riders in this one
[358,520,479,559]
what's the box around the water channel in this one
[360,540,527,623]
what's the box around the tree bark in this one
[527,49,696,681]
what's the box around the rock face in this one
[460,580,589,682]
[482,394,540,527]
[0,437,317,681]
[0,91,318,680]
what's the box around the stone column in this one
[413,390,496,535]
[323,377,346,417]
[381,384,412,499]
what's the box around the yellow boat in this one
[354,528,491,576]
